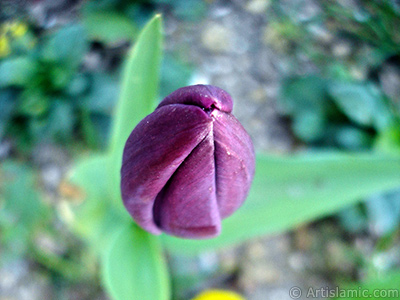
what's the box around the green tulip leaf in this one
[334,271,400,300]
[103,224,170,300]
[163,152,400,255]
[67,155,130,254]
[108,14,163,200]
[67,15,170,300]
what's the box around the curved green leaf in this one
[163,152,400,255]
[67,155,130,254]
[103,224,170,300]
[109,14,163,156]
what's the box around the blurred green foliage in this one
[0,161,88,282]
[322,0,400,58]
[0,20,119,150]
[0,0,196,152]
[0,161,51,261]
[83,0,207,23]
[274,0,400,237]
[335,271,400,300]
[280,77,397,148]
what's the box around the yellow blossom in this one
[0,35,11,57]
[9,21,28,37]
[191,289,246,300]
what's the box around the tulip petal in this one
[212,111,255,218]
[153,130,221,239]
[157,85,233,113]
[121,104,212,234]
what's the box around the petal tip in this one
[169,224,222,239]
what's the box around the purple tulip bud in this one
[121,85,255,239]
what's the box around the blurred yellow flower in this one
[0,35,11,57]
[9,21,28,37]
[0,20,30,57]
[191,289,246,300]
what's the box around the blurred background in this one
[1,0,400,299]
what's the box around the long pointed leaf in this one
[109,14,163,201]
[163,153,400,255]
[109,14,162,157]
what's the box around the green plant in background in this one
[334,271,400,300]
[268,0,400,294]
[0,161,51,262]
[82,0,194,99]
[280,75,400,234]
[0,21,31,58]
[280,76,397,148]
[0,0,194,152]
[274,0,400,238]
[322,0,400,58]
[0,20,120,150]
[82,0,207,24]
[270,0,400,67]
[0,161,88,283]
[62,15,400,300]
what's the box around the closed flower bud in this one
[121,85,255,239]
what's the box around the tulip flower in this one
[121,85,255,239]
